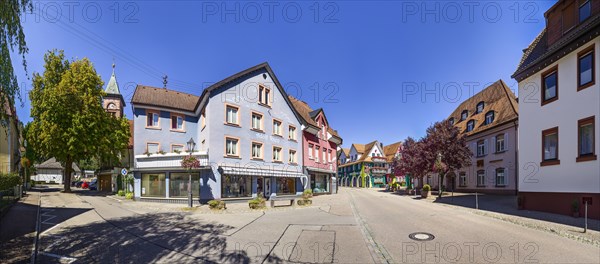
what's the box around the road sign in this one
[121,168,128,176]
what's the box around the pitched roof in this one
[341,148,350,156]
[383,141,402,162]
[105,67,120,95]
[448,80,518,137]
[36,158,81,172]
[287,95,341,140]
[131,85,200,112]
[352,143,366,154]
[513,13,600,81]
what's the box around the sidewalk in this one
[387,189,600,246]
[0,191,40,263]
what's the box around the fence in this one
[0,185,23,217]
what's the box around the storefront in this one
[372,175,386,188]
[306,167,336,195]
[220,166,308,199]
[139,172,201,198]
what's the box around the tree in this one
[394,137,429,189]
[423,121,472,197]
[1,0,32,123]
[28,50,130,192]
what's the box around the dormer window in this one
[466,120,475,132]
[448,118,454,126]
[580,0,591,23]
[461,110,468,121]
[476,102,484,114]
[485,111,495,125]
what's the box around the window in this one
[315,146,320,162]
[277,177,296,195]
[448,118,454,126]
[477,140,486,157]
[496,134,505,153]
[328,150,332,163]
[477,170,485,186]
[323,148,327,163]
[171,114,184,131]
[273,120,282,136]
[461,110,468,121]
[476,102,484,113]
[251,142,263,159]
[201,112,206,129]
[578,44,595,90]
[495,168,506,186]
[251,112,263,131]
[225,105,239,125]
[141,173,166,197]
[289,150,297,163]
[580,0,591,22]
[308,144,314,159]
[146,111,160,128]
[541,67,558,105]
[171,144,184,153]
[222,175,251,198]
[288,125,296,140]
[147,143,159,154]
[225,137,239,157]
[466,120,475,132]
[169,173,199,198]
[578,116,597,162]
[459,172,467,187]
[541,127,560,166]
[273,146,282,162]
[258,85,271,106]
[485,111,494,125]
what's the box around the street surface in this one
[1,187,599,263]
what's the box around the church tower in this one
[103,63,125,118]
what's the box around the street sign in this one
[121,168,128,176]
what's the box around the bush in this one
[125,192,134,199]
[249,194,266,209]
[208,200,226,210]
[117,190,125,196]
[0,173,21,191]
[422,184,431,192]
[302,189,313,199]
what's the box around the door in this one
[264,178,271,198]
[257,177,264,197]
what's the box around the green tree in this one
[1,0,32,123]
[28,50,130,192]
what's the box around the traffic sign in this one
[121,168,128,176]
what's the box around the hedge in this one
[0,173,21,191]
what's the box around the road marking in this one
[107,196,122,203]
[41,208,57,225]
[40,223,60,236]
[38,251,77,263]
[30,191,42,264]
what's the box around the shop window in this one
[222,175,252,198]
[169,173,199,198]
[141,173,166,197]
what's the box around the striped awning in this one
[221,166,306,178]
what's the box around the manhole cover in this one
[409,232,435,241]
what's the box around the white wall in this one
[518,37,600,194]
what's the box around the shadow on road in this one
[38,212,280,263]
[433,194,600,232]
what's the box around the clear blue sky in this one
[13,1,554,147]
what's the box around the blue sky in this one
[13,0,555,147]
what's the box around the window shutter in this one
[491,136,496,153]
[504,133,509,151]
[484,139,489,155]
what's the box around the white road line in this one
[106,196,122,203]
[38,251,77,263]
[40,223,60,236]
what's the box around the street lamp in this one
[186,138,196,208]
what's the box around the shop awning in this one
[221,166,306,178]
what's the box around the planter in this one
[208,200,226,210]
[421,191,431,198]
[297,199,313,206]
[249,200,266,209]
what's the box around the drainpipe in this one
[514,120,519,196]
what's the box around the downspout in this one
[514,120,519,196]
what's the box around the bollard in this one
[584,201,588,233]
[475,192,479,210]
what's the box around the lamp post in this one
[186,138,196,208]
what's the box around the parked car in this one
[81,181,89,189]
[89,179,98,191]
[74,181,83,188]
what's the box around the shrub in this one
[125,192,134,199]
[302,189,313,199]
[117,190,125,196]
[422,184,431,192]
[208,200,226,210]
[400,181,406,187]
[248,195,266,209]
[0,173,21,191]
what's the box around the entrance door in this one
[256,177,264,197]
[264,178,271,198]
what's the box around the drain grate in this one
[408,232,435,241]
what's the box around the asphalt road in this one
[4,187,599,263]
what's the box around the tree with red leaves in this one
[394,137,430,189]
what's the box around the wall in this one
[518,37,600,194]
[133,108,199,156]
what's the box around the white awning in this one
[221,166,306,178]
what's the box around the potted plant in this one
[421,184,431,198]
[572,199,580,218]
[208,200,226,210]
[298,189,313,206]
[249,193,266,209]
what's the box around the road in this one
[2,187,598,263]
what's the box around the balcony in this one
[370,168,388,175]
[135,151,209,169]
[372,156,387,163]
